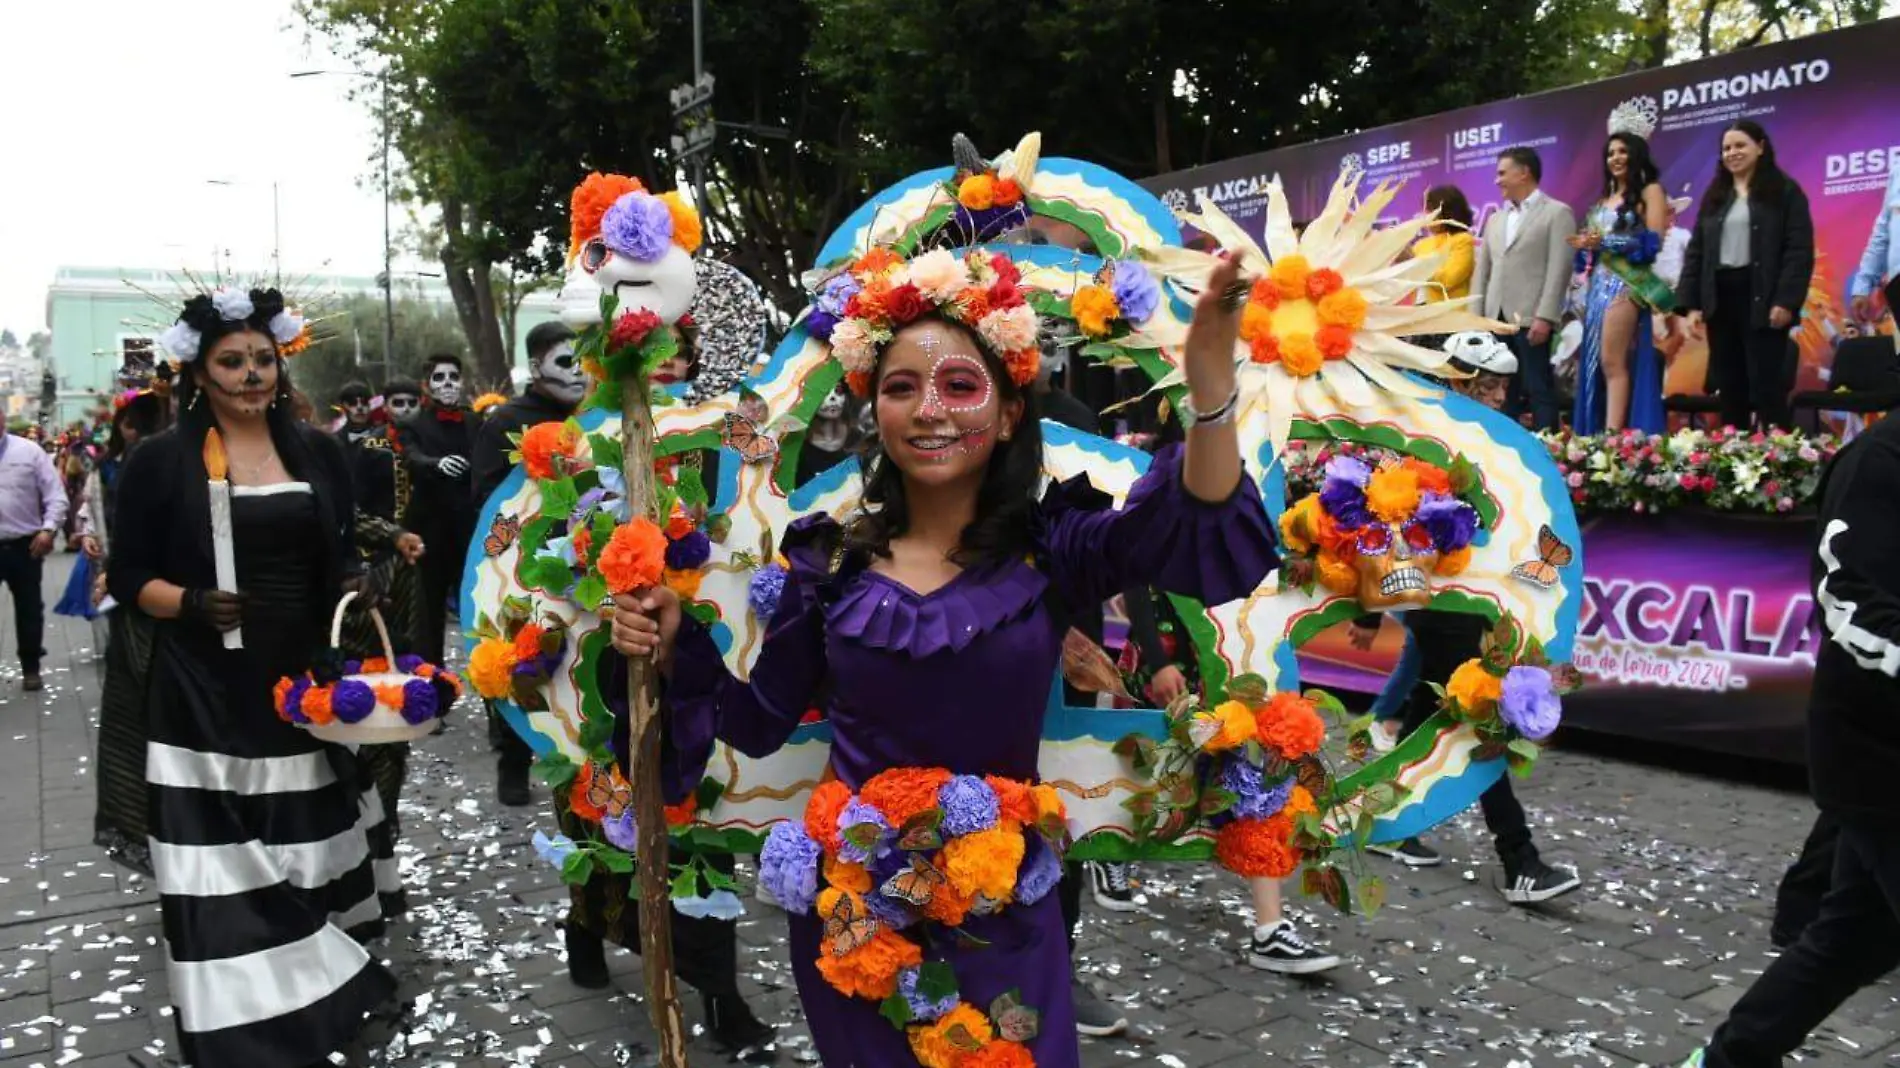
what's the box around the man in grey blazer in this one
[1471,146,1578,430]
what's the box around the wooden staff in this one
[620,355,689,1066]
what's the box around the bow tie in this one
[434,408,465,424]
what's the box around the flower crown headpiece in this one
[803,246,1041,397]
[158,287,307,363]
[567,172,703,266]
[1281,454,1481,594]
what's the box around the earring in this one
[189,392,203,411]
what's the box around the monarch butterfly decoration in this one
[588,766,635,819]
[822,889,881,956]
[483,513,521,558]
[1511,524,1575,589]
[880,854,946,908]
[721,412,780,465]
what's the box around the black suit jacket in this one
[1676,181,1815,330]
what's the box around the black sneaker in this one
[704,992,776,1059]
[1088,861,1139,913]
[565,922,610,989]
[1071,980,1128,1037]
[1368,837,1444,867]
[21,671,42,693]
[1246,920,1341,975]
[1502,856,1581,905]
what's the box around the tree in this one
[291,293,473,410]
[0,329,17,351]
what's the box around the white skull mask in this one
[582,241,697,326]
[535,341,585,406]
[427,362,463,407]
[817,384,849,420]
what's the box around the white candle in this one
[203,431,244,651]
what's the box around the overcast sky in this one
[0,1,397,337]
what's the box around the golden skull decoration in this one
[1280,453,1482,612]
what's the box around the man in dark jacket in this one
[472,323,579,806]
[395,355,474,666]
[1684,416,1900,1068]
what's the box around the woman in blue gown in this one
[1569,131,1673,434]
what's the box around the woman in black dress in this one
[109,289,394,1068]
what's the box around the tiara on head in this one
[158,286,306,363]
[802,246,1041,396]
[1607,97,1659,141]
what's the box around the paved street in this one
[0,555,1893,1067]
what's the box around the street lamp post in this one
[291,67,396,383]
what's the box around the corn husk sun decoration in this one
[1142,170,1514,452]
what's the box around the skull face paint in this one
[534,341,585,406]
[426,361,463,407]
[875,319,1018,486]
[816,384,850,421]
[196,330,279,420]
[385,392,422,423]
[341,397,372,427]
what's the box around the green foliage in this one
[290,294,471,408]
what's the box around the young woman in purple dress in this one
[606,251,1277,1067]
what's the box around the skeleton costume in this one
[794,383,859,484]
[395,357,474,666]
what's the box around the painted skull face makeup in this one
[198,331,279,419]
[342,397,372,425]
[427,362,463,407]
[875,320,1015,485]
[535,341,585,405]
[386,393,421,423]
[817,384,850,420]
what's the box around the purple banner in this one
[1142,19,1900,395]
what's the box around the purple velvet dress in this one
[640,447,1277,1066]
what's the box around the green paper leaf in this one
[561,850,596,885]
[578,716,614,752]
[683,601,718,626]
[690,826,731,851]
[676,467,709,509]
[879,994,914,1031]
[1224,673,1270,705]
[597,848,634,874]
[1358,875,1388,915]
[538,477,580,522]
[535,753,578,788]
[1199,787,1238,818]
[916,962,959,1002]
[705,513,732,542]
[521,555,574,594]
[702,864,738,891]
[670,868,702,900]
[695,777,727,812]
[571,574,609,612]
[589,433,624,472]
[1306,688,1349,721]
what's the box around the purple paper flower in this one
[938,775,1000,836]
[1500,665,1562,741]
[283,678,311,722]
[1221,755,1294,821]
[804,307,840,341]
[836,799,893,864]
[601,191,675,263]
[602,808,639,851]
[864,887,917,931]
[1015,835,1063,905]
[395,654,425,673]
[759,821,823,915]
[898,966,960,1023]
[400,678,438,724]
[343,659,363,676]
[665,530,712,571]
[334,676,378,718]
[1318,478,1371,529]
[816,273,861,318]
[749,563,788,620]
[1416,493,1479,553]
[1109,260,1162,325]
[1324,455,1373,487]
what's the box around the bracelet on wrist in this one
[1178,382,1241,428]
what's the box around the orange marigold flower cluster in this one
[1403,458,1454,495]
[301,687,336,725]
[940,826,1025,901]
[598,517,667,594]
[468,637,519,699]
[961,1040,1036,1067]
[1365,465,1423,525]
[1446,659,1503,719]
[1256,692,1325,759]
[1270,254,1311,300]
[860,767,952,828]
[1316,323,1355,359]
[909,1003,995,1068]
[823,855,874,895]
[1215,815,1300,878]
[805,780,853,854]
[1200,700,1258,752]
[987,775,1037,826]
[816,925,921,1001]
[659,191,702,254]
[1279,333,1323,377]
[1305,268,1345,300]
[519,421,580,481]
[1316,552,1360,595]
[663,797,698,827]
[1435,545,1472,576]
[921,859,975,925]
[512,622,547,664]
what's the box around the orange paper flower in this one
[663,568,704,601]
[1248,333,1281,365]
[468,638,520,699]
[805,780,854,854]
[1255,692,1325,760]
[823,855,873,895]
[1446,659,1503,718]
[569,762,607,822]
[815,925,921,1001]
[1365,465,1423,524]
[301,686,336,726]
[1279,333,1323,377]
[860,767,953,828]
[1071,284,1120,340]
[570,172,645,261]
[920,859,975,925]
[1435,545,1472,576]
[598,518,667,594]
[1305,268,1345,300]
[1402,458,1454,496]
[909,1003,995,1068]
[1215,815,1300,878]
[659,191,702,253]
[986,775,1036,826]
[1315,551,1360,595]
[1270,254,1312,300]
[1249,277,1282,310]
[1030,783,1066,824]
[1316,323,1355,359]
[1317,287,1370,331]
[663,797,698,827]
[963,1040,1036,1067]
[1200,700,1257,752]
[519,421,579,481]
[941,826,1025,901]
[1239,302,1274,342]
[852,248,903,277]
[993,177,1024,207]
[513,623,547,664]
[958,174,998,210]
